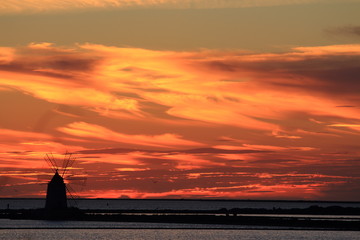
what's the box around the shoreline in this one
[1,198,359,203]
[1,227,359,231]
[1,207,359,231]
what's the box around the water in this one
[1,199,359,210]
[0,229,358,240]
[0,219,258,229]
[1,200,359,239]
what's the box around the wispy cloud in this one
[58,121,204,148]
[0,0,354,14]
[2,42,360,200]
[2,43,360,139]
[325,25,360,37]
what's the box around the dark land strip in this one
[0,206,359,230]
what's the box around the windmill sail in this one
[44,152,79,211]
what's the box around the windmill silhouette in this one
[43,152,80,211]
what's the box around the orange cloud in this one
[58,121,204,148]
[328,124,360,132]
[79,183,329,200]
[2,43,360,200]
[0,47,14,63]
[0,0,349,14]
[0,128,86,152]
[163,153,225,170]
[0,71,140,117]
[2,43,360,132]
[214,144,316,152]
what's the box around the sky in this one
[0,0,360,201]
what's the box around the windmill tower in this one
[45,169,67,210]
[44,152,76,211]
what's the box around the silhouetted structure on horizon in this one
[43,152,77,213]
[45,170,67,210]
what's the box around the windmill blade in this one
[50,152,58,170]
[44,155,52,170]
[48,153,57,170]
[44,153,57,173]
[62,152,70,177]
[65,184,80,208]
[62,153,76,177]
[61,150,68,171]
[61,152,72,176]
[67,155,76,169]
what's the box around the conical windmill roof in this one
[49,170,64,183]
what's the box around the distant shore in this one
[1,198,359,231]
[1,198,359,203]
[1,205,359,231]
[1,198,360,211]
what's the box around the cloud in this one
[77,147,269,155]
[0,128,50,142]
[215,144,315,152]
[2,42,360,200]
[78,177,347,199]
[58,121,203,148]
[0,47,14,63]
[3,43,360,140]
[325,25,360,37]
[2,43,360,137]
[76,146,271,170]
[0,0,354,14]
[0,44,141,118]
[328,124,360,132]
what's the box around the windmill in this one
[43,151,82,211]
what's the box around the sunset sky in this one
[1,0,360,201]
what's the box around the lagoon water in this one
[0,228,359,240]
[1,219,359,240]
[0,218,359,240]
[1,198,360,210]
[1,199,359,239]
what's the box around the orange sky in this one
[1,0,360,201]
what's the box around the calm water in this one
[1,219,359,240]
[0,229,359,240]
[0,218,304,229]
[1,199,359,239]
[1,199,360,210]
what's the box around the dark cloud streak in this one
[325,25,360,37]
[77,147,270,155]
